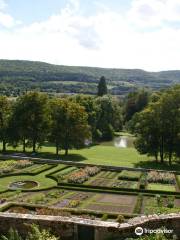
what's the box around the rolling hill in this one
[0,59,180,96]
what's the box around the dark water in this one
[9,181,38,189]
[102,136,135,148]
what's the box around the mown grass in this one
[0,165,62,192]
[1,142,180,171]
[147,183,176,192]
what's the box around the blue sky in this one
[6,0,131,25]
[0,0,180,71]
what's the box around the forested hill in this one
[0,59,180,96]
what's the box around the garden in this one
[0,158,180,222]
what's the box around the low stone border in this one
[0,212,179,239]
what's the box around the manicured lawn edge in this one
[0,202,138,219]
[57,182,180,196]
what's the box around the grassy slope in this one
[1,60,180,95]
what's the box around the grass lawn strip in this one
[147,183,176,192]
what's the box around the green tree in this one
[132,86,180,165]
[124,89,149,122]
[96,95,122,140]
[11,92,50,152]
[0,96,12,152]
[49,98,90,156]
[97,76,108,96]
[70,95,101,140]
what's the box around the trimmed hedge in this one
[58,181,180,196]
[133,194,143,214]
[118,170,142,181]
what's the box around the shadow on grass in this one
[1,149,87,162]
[135,160,180,171]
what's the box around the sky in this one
[0,0,180,71]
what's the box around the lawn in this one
[0,165,62,192]
[40,145,150,168]
[1,142,180,171]
[147,183,176,192]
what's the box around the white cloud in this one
[0,0,180,71]
[0,0,20,28]
[0,0,7,10]
[128,0,180,28]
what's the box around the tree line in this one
[129,85,180,165]
[0,91,122,155]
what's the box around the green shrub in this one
[0,228,22,240]
[101,213,108,221]
[139,173,147,189]
[26,224,59,240]
[116,215,124,223]
[134,194,143,214]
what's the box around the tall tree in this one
[12,92,50,152]
[132,86,180,165]
[0,96,12,152]
[70,95,101,140]
[96,95,122,140]
[97,76,108,96]
[124,89,149,122]
[49,98,90,156]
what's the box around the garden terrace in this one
[0,158,180,223]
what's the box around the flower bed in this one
[112,180,138,189]
[143,195,180,215]
[147,171,175,184]
[0,160,33,176]
[67,167,100,184]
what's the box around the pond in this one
[9,181,38,190]
[101,135,135,148]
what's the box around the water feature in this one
[101,135,135,148]
[9,181,38,190]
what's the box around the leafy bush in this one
[26,224,59,240]
[134,194,143,214]
[0,228,22,240]
[101,213,108,221]
[139,173,147,189]
[147,171,175,184]
[116,215,124,223]
[0,225,59,240]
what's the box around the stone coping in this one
[0,212,180,230]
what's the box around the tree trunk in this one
[2,140,6,152]
[155,153,158,162]
[65,148,68,156]
[32,140,36,153]
[160,136,164,163]
[23,139,26,153]
[56,143,59,156]
[169,151,172,166]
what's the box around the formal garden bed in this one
[0,159,180,222]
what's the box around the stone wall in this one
[0,213,180,240]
